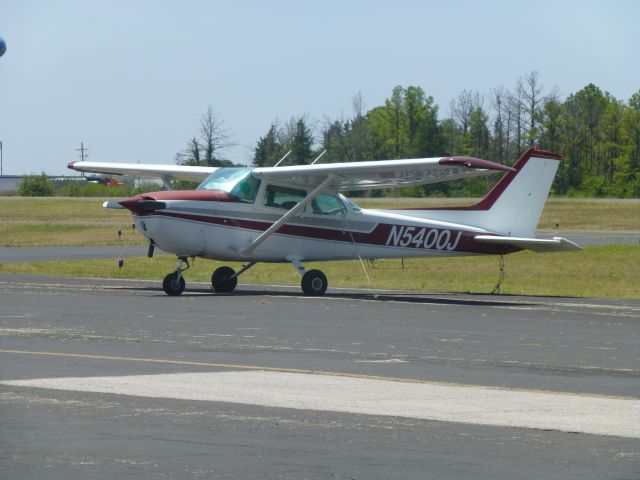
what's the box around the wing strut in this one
[241,174,335,256]
[161,175,174,190]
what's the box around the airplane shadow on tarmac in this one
[125,285,538,308]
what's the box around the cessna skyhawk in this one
[68,147,580,296]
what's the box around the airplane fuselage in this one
[127,191,512,264]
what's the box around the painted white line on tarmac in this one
[2,371,639,438]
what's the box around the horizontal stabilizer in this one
[474,235,582,252]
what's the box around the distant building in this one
[0,175,23,193]
[0,175,87,194]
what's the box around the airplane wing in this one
[252,157,514,191]
[67,161,216,183]
[241,157,513,255]
[474,235,582,252]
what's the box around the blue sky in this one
[1,0,638,174]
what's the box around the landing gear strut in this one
[290,257,328,296]
[162,256,189,296]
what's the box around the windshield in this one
[197,168,261,202]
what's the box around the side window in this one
[311,193,345,215]
[263,185,306,210]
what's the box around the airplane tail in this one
[389,147,566,238]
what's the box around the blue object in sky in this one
[0,36,6,57]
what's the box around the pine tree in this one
[290,118,314,165]
[253,123,283,167]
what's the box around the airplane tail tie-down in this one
[389,148,581,252]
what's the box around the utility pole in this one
[76,142,89,161]
[0,141,3,176]
[76,142,88,177]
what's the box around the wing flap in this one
[474,235,582,252]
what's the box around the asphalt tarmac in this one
[0,245,150,263]
[1,273,638,479]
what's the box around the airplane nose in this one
[119,195,167,214]
[118,195,144,214]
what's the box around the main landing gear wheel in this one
[211,266,238,293]
[163,272,185,296]
[301,269,328,296]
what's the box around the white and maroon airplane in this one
[68,147,580,296]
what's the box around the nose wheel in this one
[162,256,189,296]
[163,272,186,296]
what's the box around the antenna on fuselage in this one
[310,149,327,165]
[273,150,292,167]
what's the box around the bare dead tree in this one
[490,86,507,163]
[352,91,366,119]
[200,105,236,167]
[521,71,545,146]
[509,80,526,156]
[452,90,483,134]
[350,91,370,161]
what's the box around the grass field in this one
[1,197,638,248]
[2,245,638,298]
[0,197,143,246]
[357,197,640,230]
[1,196,638,298]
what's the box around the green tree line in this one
[247,73,640,197]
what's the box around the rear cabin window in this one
[263,185,306,210]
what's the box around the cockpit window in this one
[197,168,261,203]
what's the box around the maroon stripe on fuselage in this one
[146,211,519,255]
